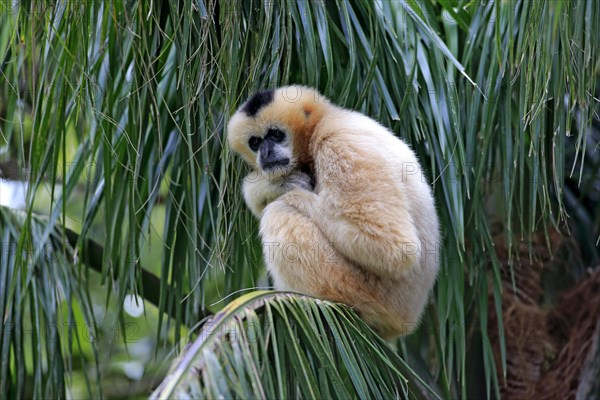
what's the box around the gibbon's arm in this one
[242,170,313,218]
[282,138,422,279]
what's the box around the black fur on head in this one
[241,89,274,117]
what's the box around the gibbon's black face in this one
[249,127,292,173]
[228,89,295,176]
[228,86,327,178]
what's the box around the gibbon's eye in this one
[248,136,262,151]
[266,128,286,143]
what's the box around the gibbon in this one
[227,86,439,338]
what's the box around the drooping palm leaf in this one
[0,207,100,398]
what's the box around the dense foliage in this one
[0,0,598,398]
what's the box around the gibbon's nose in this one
[260,140,274,161]
[259,141,289,170]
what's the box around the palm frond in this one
[0,207,100,398]
[151,291,440,400]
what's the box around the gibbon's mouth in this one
[261,158,290,171]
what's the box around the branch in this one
[60,226,210,322]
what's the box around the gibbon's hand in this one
[282,169,314,192]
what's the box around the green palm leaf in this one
[151,291,440,400]
[0,207,100,398]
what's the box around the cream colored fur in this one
[227,86,440,338]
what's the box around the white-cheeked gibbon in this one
[227,86,439,338]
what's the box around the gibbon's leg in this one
[259,197,408,337]
[317,140,425,279]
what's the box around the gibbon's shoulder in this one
[310,105,416,158]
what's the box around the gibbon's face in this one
[227,86,328,178]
